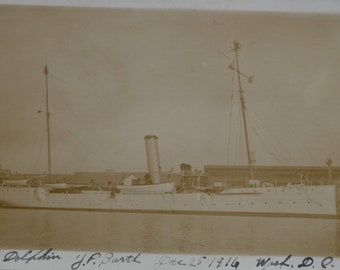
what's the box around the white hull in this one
[0,184,337,217]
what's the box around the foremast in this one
[230,41,254,181]
[43,65,52,184]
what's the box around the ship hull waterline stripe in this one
[0,205,338,219]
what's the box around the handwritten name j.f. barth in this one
[2,248,61,264]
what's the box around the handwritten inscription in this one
[153,255,240,269]
[153,255,206,269]
[71,252,142,270]
[2,248,61,264]
[255,255,334,270]
[0,250,336,270]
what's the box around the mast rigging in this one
[43,65,52,184]
[229,41,255,181]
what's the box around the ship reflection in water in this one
[0,208,339,256]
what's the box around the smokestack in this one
[144,135,161,184]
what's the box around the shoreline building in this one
[204,165,339,186]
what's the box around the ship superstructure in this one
[0,42,338,217]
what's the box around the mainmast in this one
[229,41,254,180]
[43,65,52,184]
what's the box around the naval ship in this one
[0,42,338,218]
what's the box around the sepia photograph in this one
[0,0,339,265]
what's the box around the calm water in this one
[0,208,339,256]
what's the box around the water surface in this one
[0,209,338,256]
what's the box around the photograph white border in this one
[0,1,339,269]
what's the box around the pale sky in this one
[0,6,340,174]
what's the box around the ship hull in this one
[0,185,337,218]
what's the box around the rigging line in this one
[250,74,316,164]
[227,61,235,165]
[246,115,256,162]
[243,75,298,163]
[246,111,257,164]
[247,116,286,166]
[230,105,237,165]
[246,103,296,164]
[240,98,251,166]
[263,94,319,165]
[48,72,70,84]
[229,18,235,52]
[236,103,245,165]
[259,139,285,165]
[233,92,241,165]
